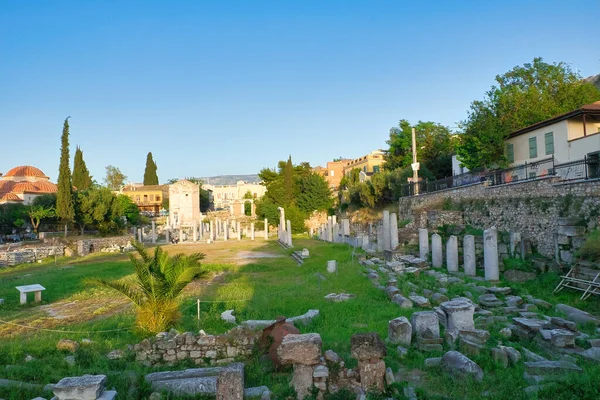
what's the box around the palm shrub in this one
[87,241,205,333]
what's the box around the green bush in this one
[577,230,600,263]
[285,205,307,233]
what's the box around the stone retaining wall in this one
[77,236,133,256]
[398,178,600,260]
[134,327,260,366]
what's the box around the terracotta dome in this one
[0,193,23,202]
[0,180,15,194]
[4,165,48,179]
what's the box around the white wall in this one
[505,119,600,165]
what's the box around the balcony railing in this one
[399,155,600,197]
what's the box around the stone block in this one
[557,225,585,237]
[513,318,546,332]
[459,338,484,357]
[391,293,413,308]
[441,351,483,381]
[557,235,570,245]
[351,333,386,361]
[499,346,521,365]
[550,329,575,348]
[431,293,449,305]
[53,375,107,400]
[560,250,573,263]
[358,359,386,393]
[440,300,475,331]
[492,348,508,368]
[459,329,490,345]
[291,364,314,400]
[277,334,322,365]
[216,363,244,400]
[478,294,503,307]
[387,317,412,346]
[411,311,440,339]
[557,217,579,226]
[145,367,223,395]
[244,386,270,399]
[524,360,582,375]
[409,295,431,308]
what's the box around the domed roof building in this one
[0,165,57,205]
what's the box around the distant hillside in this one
[199,174,261,185]
[585,73,600,91]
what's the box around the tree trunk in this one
[64,223,68,237]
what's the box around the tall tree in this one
[56,117,75,237]
[72,146,93,190]
[283,156,294,207]
[457,57,600,170]
[143,152,159,185]
[384,120,454,178]
[104,165,127,191]
[296,173,333,213]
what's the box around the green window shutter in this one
[529,137,537,159]
[506,143,514,163]
[545,132,554,155]
[373,165,380,173]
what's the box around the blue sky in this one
[1,0,599,183]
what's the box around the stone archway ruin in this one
[231,199,255,217]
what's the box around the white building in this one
[504,101,600,166]
[203,181,266,210]
[168,180,200,228]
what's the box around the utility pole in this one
[411,127,420,195]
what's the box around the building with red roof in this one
[0,165,58,205]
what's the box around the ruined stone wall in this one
[398,177,600,259]
[134,327,260,366]
[0,245,65,267]
[77,236,133,256]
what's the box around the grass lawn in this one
[0,237,598,399]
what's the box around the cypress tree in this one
[72,146,92,190]
[56,117,75,236]
[143,152,159,185]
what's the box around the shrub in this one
[87,241,205,333]
[577,230,600,263]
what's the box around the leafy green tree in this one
[32,194,57,209]
[72,146,93,190]
[56,117,75,237]
[103,165,127,191]
[87,242,205,333]
[74,187,121,235]
[255,197,279,227]
[385,120,454,178]
[388,165,435,199]
[285,205,307,233]
[115,194,141,226]
[143,152,159,185]
[0,204,28,234]
[457,57,600,170]
[27,205,55,233]
[296,173,332,213]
